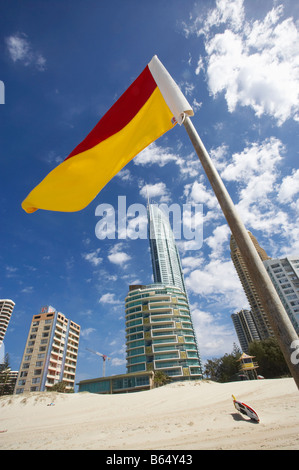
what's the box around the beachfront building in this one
[0,299,15,346]
[148,203,186,294]
[230,232,274,340]
[14,306,80,394]
[231,309,261,353]
[0,368,18,395]
[125,284,202,380]
[263,256,299,334]
[78,371,154,394]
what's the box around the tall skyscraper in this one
[263,256,299,334]
[0,299,15,345]
[15,306,80,394]
[125,203,203,380]
[148,204,186,294]
[230,232,273,340]
[125,284,202,380]
[231,309,261,353]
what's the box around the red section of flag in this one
[65,65,157,161]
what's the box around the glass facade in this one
[78,372,153,394]
[231,309,261,353]
[148,204,186,294]
[125,284,202,380]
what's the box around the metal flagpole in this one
[182,115,299,390]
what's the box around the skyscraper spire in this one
[147,203,186,294]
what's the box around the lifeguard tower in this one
[237,352,259,380]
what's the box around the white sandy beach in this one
[0,377,298,450]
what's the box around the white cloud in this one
[186,258,248,310]
[5,32,46,71]
[135,142,200,179]
[5,266,18,278]
[139,182,170,202]
[278,169,299,203]
[184,180,218,209]
[206,224,230,260]
[181,255,204,274]
[219,137,290,236]
[21,286,34,294]
[82,248,103,267]
[134,142,178,167]
[186,1,299,125]
[116,168,132,182]
[80,327,96,338]
[108,251,131,265]
[183,179,221,229]
[221,137,283,192]
[99,292,122,305]
[192,306,238,358]
[110,356,126,367]
[108,243,131,266]
[204,0,245,35]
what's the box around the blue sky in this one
[1,0,299,384]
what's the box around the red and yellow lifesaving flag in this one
[22,56,193,213]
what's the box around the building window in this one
[136,376,149,386]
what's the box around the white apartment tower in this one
[263,256,299,334]
[0,299,15,346]
[15,306,80,394]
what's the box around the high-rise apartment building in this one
[148,204,186,293]
[231,309,261,353]
[230,232,273,340]
[78,204,203,394]
[125,284,202,380]
[0,299,15,345]
[15,306,80,394]
[263,256,299,334]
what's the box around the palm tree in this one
[153,370,171,388]
[0,353,13,396]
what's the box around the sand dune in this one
[0,377,298,450]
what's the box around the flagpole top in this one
[149,55,194,125]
